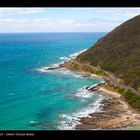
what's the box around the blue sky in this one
[0,8,140,33]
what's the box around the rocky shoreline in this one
[43,62,140,130]
[75,89,140,130]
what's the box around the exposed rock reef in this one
[76,93,140,130]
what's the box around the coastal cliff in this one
[76,15,140,92]
[63,15,140,127]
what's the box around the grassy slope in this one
[76,15,140,91]
[64,60,108,77]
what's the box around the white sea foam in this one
[59,49,87,61]
[59,57,70,61]
[58,84,104,130]
[69,49,87,59]
[75,91,92,98]
[30,120,39,124]
[58,94,104,130]
[75,86,92,98]
[75,84,99,98]
[100,80,106,84]
[62,70,85,79]
[35,59,65,72]
[35,65,86,80]
[35,49,87,74]
[35,62,63,73]
[35,67,50,73]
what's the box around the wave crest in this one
[35,49,87,73]
[58,94,104,130]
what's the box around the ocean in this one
[0,32,106,130]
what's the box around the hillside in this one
[76,15,140,92]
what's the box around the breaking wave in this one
[75,84,98,98]
[59,49,87,60]
[35,49,87,73]
[57,94,104,130]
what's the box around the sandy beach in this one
[90,74,103,79]
[98,87,121,98]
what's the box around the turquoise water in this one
[0,32,106,130]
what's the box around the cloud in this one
[0,8,45,17]
[0,8,140,32]
[0,17,121,32]
[95,8,140,17]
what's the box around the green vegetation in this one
[64,60,108,77]
[77,15,140,91]
[124,91,140,110]
[105,84,127,95]
[106,84,140,111]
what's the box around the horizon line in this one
[0,31,107,34]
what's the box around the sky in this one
[0,8,140,33]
